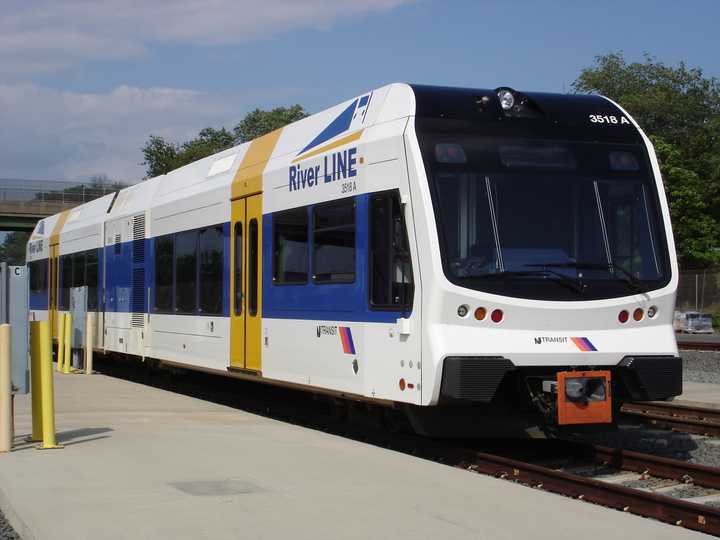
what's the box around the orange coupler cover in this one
[557,370,612,425]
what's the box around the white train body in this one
[26,84,681,434]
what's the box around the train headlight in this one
[497,89,515,110]
[457,305,469,318]
[647,305,658,318]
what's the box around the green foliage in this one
[0,232,30,265]
[141,105,309,178]
[574,52,720,268]
[652,136,720,266]
[233,105,308,144]
[713,309,720,329]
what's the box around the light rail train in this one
[26,84,682,436]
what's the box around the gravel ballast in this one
[683,350,720,384]
[0,509,19,540]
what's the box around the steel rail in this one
[677,340,720,351]
[459,446,720,536]
[622,402,720,437]
[590,443,720,489]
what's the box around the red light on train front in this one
[618,310,629,323]
[633,308,644,321]
[490,309,503,323]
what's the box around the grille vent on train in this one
[130,214,146,328]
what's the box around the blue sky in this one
[1,0,718,183]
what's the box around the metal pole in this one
[37,320,62,449]
[85,312,94,375]
[696,274,699,311]
[62,313,72,374]
[30,321,43,441]
[0,324,11,452]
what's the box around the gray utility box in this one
[0,263,29,394]
[69,286,87,369]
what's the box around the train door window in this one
[312,198,355,283]
[155,235,174,312]
[273,208,308,284]
[86,249,99,310]
[60,254,72,309]
[199,225,224,315]
[234,223,242,316]
[369,190,414,309]
[248,219,258,316]
[29,259,48,294]
[175,230,198,313]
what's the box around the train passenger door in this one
[230,194,263,372]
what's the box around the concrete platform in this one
[677,381,720,408]
[0,372,706,540]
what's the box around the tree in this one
[574,53,720,267]
[0,232,30,265]
[233,105,308,144]
[141,105,309,178]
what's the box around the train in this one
[25,83,682,436]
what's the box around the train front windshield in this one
[425,137,671,300]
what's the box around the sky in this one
[1,0,718,184]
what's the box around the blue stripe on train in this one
[262,194,404,323]
[31,194,406,324]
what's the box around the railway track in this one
[677,339,720,351]
[453,441,720,536]
[621,401,720,437]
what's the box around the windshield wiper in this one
[461,269,586,295]
[525,261,646,292]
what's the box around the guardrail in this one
[0,179,119,205]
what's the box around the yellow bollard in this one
[62,312,72,374]
[56,313,65,372]
[0,324,11,452]
[29,322,43,442]
[84,312,94,375]
[37,320,62,450]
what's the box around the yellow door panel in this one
[230,200,246,368]
[48,210,70,341]
[245,194,263,372]
[49,245,59,339]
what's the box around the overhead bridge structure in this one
[0,179,118,232]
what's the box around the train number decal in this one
[589,114,630,125]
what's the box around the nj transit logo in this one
[288,92,372,192]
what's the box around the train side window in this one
[312,198,355,283]
[273,208,308,284]
[234,222,242,316]
[198,225,224,315]
[86,249,99,310]
[29,259,48,294]
[155,235,174,312]
[72,251,86,288]
[248,219,258,316]
[60,254,72,309]
[175,230,198,313]
[369,190,414,310]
